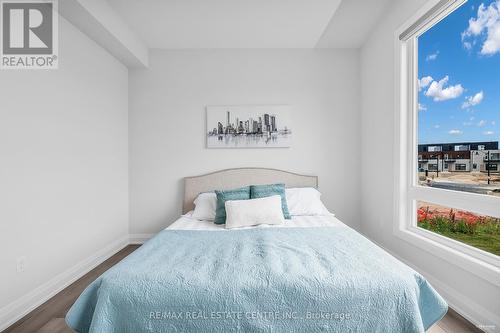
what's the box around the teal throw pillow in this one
[250,183,291,219]
[214,186,251,224]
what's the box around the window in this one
[415,1,499,198]
[396,0,500,279]
[418,202,500,256]
[486,164,498,171]
[454,145,469,152]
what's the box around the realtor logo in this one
[1,0,58,69]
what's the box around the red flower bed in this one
[417,207,482,226]
[417,208,433,222]
[454,211,481,225]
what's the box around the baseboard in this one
[129,233,153,244]
[425,271,500,332]
[373,240,500,332]
[0,235,129,332]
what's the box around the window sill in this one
[393,226,500,288]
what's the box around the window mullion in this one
[409,186,500,218]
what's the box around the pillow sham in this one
[285,187,331,216]
[192,192,217,221]
[250,183,291,219]
[214,186,251,224]
[225,195,285,229]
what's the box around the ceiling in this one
[106,0,392,49]
[316,0,393,48]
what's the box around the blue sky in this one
[418,0,500,144]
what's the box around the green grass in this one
[418,219,500,256]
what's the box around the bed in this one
[66,168,448,333]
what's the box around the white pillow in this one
[192,192,217,221]
[285,187,331,216]
[225,195,285,229]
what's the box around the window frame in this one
[394,0,500,287]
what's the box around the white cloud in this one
[482,24,500,54]
[418,103,427,111]
[477,119,487,127]
[462,91,484,109]
[492,121,497,125]
[448,129,463,135]
[425,76,464,101]
[462,1,500,55]
[418,76,433,91]
[426,51,439,61]
[434,124,441,129]
[484,130,495,135]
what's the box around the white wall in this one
[360,0,500,328]
[129,49,361,234]
[0,15,129,314]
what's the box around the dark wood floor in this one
[3,245,139,333]
[2,245,484,333]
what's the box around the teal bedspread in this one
[66,227,447,333]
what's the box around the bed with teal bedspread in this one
[66,226,447,333]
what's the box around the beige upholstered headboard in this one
[183,168,318,213]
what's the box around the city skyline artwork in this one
[206,105,292,148]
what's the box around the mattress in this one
[168,213,344,230]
